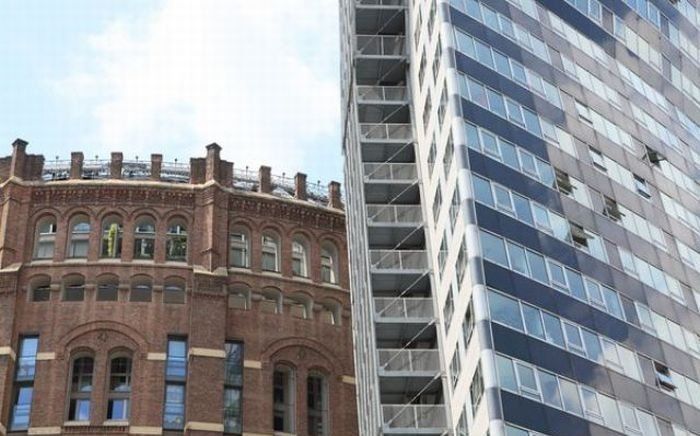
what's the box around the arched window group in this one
[67,353,133,422]
[273,365,329,435]
[30,274,187,305]
[227,285,343,325]
[228,226,341,285]
[32,214,189,262]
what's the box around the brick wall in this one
[0,177,356,436]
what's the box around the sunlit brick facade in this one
[0,139,357,436]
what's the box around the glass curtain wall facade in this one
[341,0,700,435]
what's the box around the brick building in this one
[0,139,357,436]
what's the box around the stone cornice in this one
[10,179,344,230]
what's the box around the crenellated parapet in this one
[0,139,343,209]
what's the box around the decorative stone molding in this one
[35,352,56,361]
[243,359,262,369]
[129,426,162,435]
[188,347,226,359]
[27,427,62,435]
[0,346,16,360]
[342,375,356,385]
[146,352,167,361]
[184,422,225,432]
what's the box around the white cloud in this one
[54,0,340,178]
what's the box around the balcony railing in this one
[356,35,405,56]
[370,250,427,270]
[374,297,433,319]
[367,205,422,224]
[357,0,406,5]
[364,163,417,181]
[382,405,447,429]
[378,349,440,372]
[357,86,408,102]
[360,123,412,141]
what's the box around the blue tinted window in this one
[566,269,586,300]
[500,140,519,168]
[473,177,494,207]
[512,194,533,226]
[527,251,548,283]
[489,291,523,331]
[480,231,508,266]
[522,304,545,339]
[543,313,565,347]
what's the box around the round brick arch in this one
[56,320,149,359]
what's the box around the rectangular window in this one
[10,337,39,431]
[224,341,243,434]
[164,337,187,430]
[488,290,523,331]
[480,230,508,266]
[469,364,484,416]
[537,369,562,408]
[163,384,186,430]
[522,304,545,340]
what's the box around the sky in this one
[0,0,344,183]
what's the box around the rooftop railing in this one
[39,160,332,203]
[382,405,447,430]
[378,349,440,372]
[356,35,405,56]
[374,297,433,319]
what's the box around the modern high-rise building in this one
[341,0,700,435]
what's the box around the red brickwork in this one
[0,142,357,436]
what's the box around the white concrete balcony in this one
[360,123,412,141]
[356,35,405,56]
[364,163,417,181]
[357,0,406,6]
[378,349,440,374]
[374,297,433,320]
[370,250,426,270]
[367,205,422,224]
[382,405,447,433]
[357,86,408,103]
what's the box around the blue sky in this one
[0,0,343,183]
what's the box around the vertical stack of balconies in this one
[342,0,447,434]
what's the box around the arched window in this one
[292,238,308,278]
[289,294,312,320]
[30,276,51,302]
[273,365,295,433]
[321,243,339,284]
[261,233,279,272]
[260,288,282,314]
[307,372,329,436]
[133,217,156,260]
[68,215,91,258]
[130,276,152,303]
[107,356,132,421]
[63,275,85,302]
[166,218,187,261]
[33,216,57,259]
[229,227,250,268]
[320,301,341,326]
[68,356,93,422]
[101,216,123,259]
[164,278,186,304]
[97,275,119,302]
[228,285,251,310]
